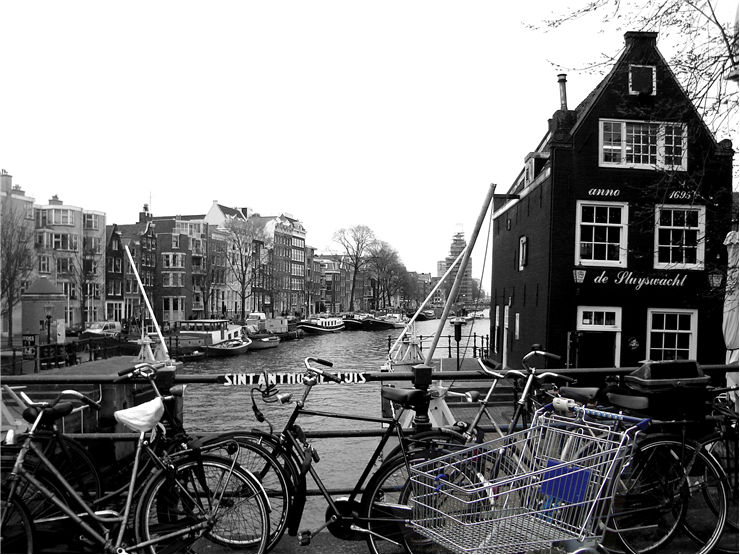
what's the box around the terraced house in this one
[490,31,734,371]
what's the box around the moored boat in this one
[362,317,395,331]
[382,313,409,329]
[342,313,368,331]
[297,316,345,334]
[170,319,243,349]
[204,337,251,357]
[247,335,281,350]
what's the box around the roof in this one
[25,277,63,296]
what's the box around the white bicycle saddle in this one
[114,397,164,432]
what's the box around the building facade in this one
[490,32,734,371]
[33,195,106,328]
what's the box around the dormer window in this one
[629,64,656,95]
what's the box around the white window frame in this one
[576,305,623,366]
[598,119,687,171]
[518,236,528,271]
[646,308,698,361]
[654,204,706,270]
[628,64,656,96]
[575,200,629,268]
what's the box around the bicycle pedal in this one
[298,530,312,546]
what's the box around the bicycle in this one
[0,385,270,553]
[560,365,731,554]
[222,356,471,553]
[1,385,102,523]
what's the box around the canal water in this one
[179,318,491,530]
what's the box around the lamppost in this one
[708,270,724,289]
[44,305,53,344]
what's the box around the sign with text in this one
[220,371,369,386]
[590,270,688,291]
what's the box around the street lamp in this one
[708,271,724,288]
[573,264,587,284]
[44,305,53,344]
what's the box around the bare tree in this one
[1,202,34,346]
[223,218,267,322]
[334,225,375,311]
[367,241,406,309]
[530,0,738,134]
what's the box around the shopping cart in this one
[409,399,650,553]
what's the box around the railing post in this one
[447,335,452,358]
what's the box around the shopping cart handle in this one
[549,398,651,430]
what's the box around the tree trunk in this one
[6,304,14,347]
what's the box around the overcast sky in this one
[2,1,736,290]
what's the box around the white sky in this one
[2,1,736,291]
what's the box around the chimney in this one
[48,195,62,206]
[557,74,568,110]
[0,169,12,193]
[624,31,658,47]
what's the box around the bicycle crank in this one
[325,497,364,541]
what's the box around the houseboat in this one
[297,316,345,334]
[171,319,244,347]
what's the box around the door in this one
[578,331,617,368]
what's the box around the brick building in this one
[490,32,734,371]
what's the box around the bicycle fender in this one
[286,472,307,536]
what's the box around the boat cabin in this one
[173,319,242,345]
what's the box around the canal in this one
[179,318,491,531]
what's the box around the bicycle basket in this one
[409,411,635,554]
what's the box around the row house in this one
[490,32,734,371]
[33,195,106,327]
[113,214,158,327]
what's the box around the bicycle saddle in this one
[381,386,428,410]
[22,402,74,425]
[559,387,600,404]
[115,397,164,432]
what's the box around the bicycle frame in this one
[277,395,410,531]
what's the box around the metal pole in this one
[424,184,496,365]
[124,245,170,360]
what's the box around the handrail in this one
[1,363,737,385]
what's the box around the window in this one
[48,209,75,225]
[162,253,184,268]
[56,257,72,274]
[578,307,621,329]
[172,234,180,249]
[654,205,705,269]
[39,256,50,273]
[628,64,656,95]
[647,308,697,360]
[163,272,184,287]
[575,201,628,267]
[518,236,528,271]
[83,236,102,253]
[52,233,78,251]
[599,119,687,170]
[83,213,99,229]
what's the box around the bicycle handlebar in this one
[304,357,342,383]
[114,361,170,382]
[19,389,101,412]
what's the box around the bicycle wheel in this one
[135,454,269,553]
[681,439,734,553]
[0,494,34,554]
[610,437,727,554]
[201,434,292,551]
[705,432,738,531]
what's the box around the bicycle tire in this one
[704,429,738,532]
[681,438,734,552]
[200,434,292,551]
[610,437,727,554]
[0,493,34,554]
[134,453,269,553]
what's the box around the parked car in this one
[80,321,122,340]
